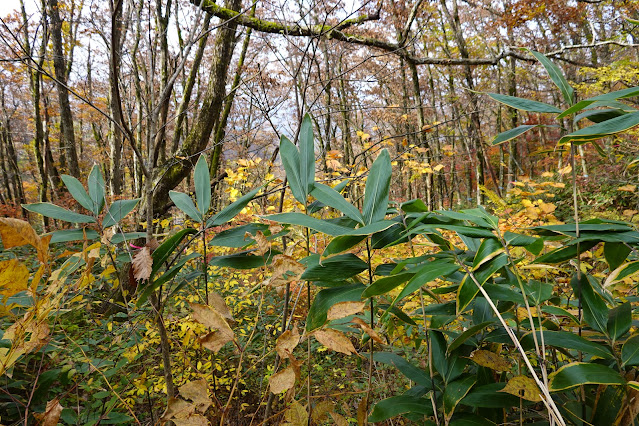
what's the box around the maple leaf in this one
[132,247,153,281]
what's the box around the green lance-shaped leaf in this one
[572,273,608,334]
[368,395,433,423]
[558,86,639,119]
[169,191,203,223]
[306,283,365,331]
[372,352,432,386]
[208,223,270,248]
[362,149,392,225]
[299,113,315,194]
[443,376,477,422]
[301,253,368,282]
[110,231,147,245]
[310,182,363,224]
[206,185,261,229]
[549,362,625,391]
[61,175,94,212]
[574,108,629,124]
[45,228,100,243]
[472,237,504,270]
[457,253,509,314]
[194,155,211,215]
[622,335,639,367]
[209,251,277,269]
[529,49,575,106]
[429,330,448,379]
[87,164,105,215]
[491,124,539,145]
[150,228,197,281]
[361,272,414,298]
[448,321,494,353]
[604,260,639,288]
[280,135,305,204]
[524,280,553,305]
[487,93,561,114]
[520,330,613,360]
[102,199,140,228]
[323,220,396,256]
[608,302,631,342]
[22,202,96,223]
[603,242,631,272]
[559,112,639,145]
[263,212,353,236]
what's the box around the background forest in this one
[1,0,639,425]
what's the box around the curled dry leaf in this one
[469,349,511,372]
[313,328,357,355]
[191,303,235,353]
[327,301,365,321]
[351,317,385,344]
[247,230,270,255]
[269,366,296,394]
[179,379,212,413]
[0,259,29,298]
[207,292,234,322]
[132,246,153,281]
[499,375,543,402]
[276,325,300,359]
[146,238,160,251]
[33,398,63,426]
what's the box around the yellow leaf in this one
[329,412,349,426]
[327,301,365,321]
[132,247,152,281]
[499,375,542,402]
[179,379,212,413]
[207,292,234,323]
[469,349,511,372]
[541,171,554,177]
[618,184,637,193]
[283,400,308,426]
[276,325,300,359]
[0,218,49,263]
[311,401,334,424]
[433,164,445,172]
[558,165,572,175]
[269,366,296,394]
[0,259,29,298]
[313,329,356,355]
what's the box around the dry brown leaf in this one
[311,400,334,423]
[247,230,270,255]
[270,255,305,283]
[356,396,368,426]
[283,400,308,426]
[207,292,234,322]
[132,247,153,281]
[313,329,356,355]
[351,317,385,344]
[276,325,300,359]
[327,301,365,321]
[173,414,209,426]
[469,349,511,372]
[146,238,160,252]
[179,379,212,413]
[618,184,637,193]
[268,224,283,235]
[499,375,542,402]
[161,397,197,421]
[269,366,296,394]
[0,218,49,263]
[199,330,233,353]
[329,411,349,426]
[33,398,63,426]
[0,259,29,298]
[191,303,234,338]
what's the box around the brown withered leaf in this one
[132,247,153,281]
[499,375,542,402]
[313,329,356,355]
[356,396,368,426]
[247,230,270,255]
[34,398,63,426]
[0,218,49,263]
[469,349,511,372]
[0,259,29,298]
[329,411,349,426]
[191,303,234,337]
[146,238,160,252]
[173,414,209,426]
[327,301,365,321]
[207,292,234,322]
[179,379,212,413]
[311,400,334,424]
[269,366,296,394]
[199,330,232,353]
[161,397,197,422]
[270,255,305,283]
[276,325,300,359]
[351,317,385,344]
[283,400,308,426]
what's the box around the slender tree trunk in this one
[108,0,125,195]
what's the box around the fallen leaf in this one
[618,184,637,193]
[283,400,308,426]
[327,301,365,321]
[499,375,542,402]
[433,164,445,172]
[34,398,63,426]
[329,411,349,426]
[469,349,511,372]
[179,379,212,413]
[161,397,197,422]
[173,414,209,426]
[132,247,152,281]
[314,329,356,355]
[0,259,29,298]
[269,366,296,394]
[558,165,572,175]
[351,317,385,344]
[276,325,300,359]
